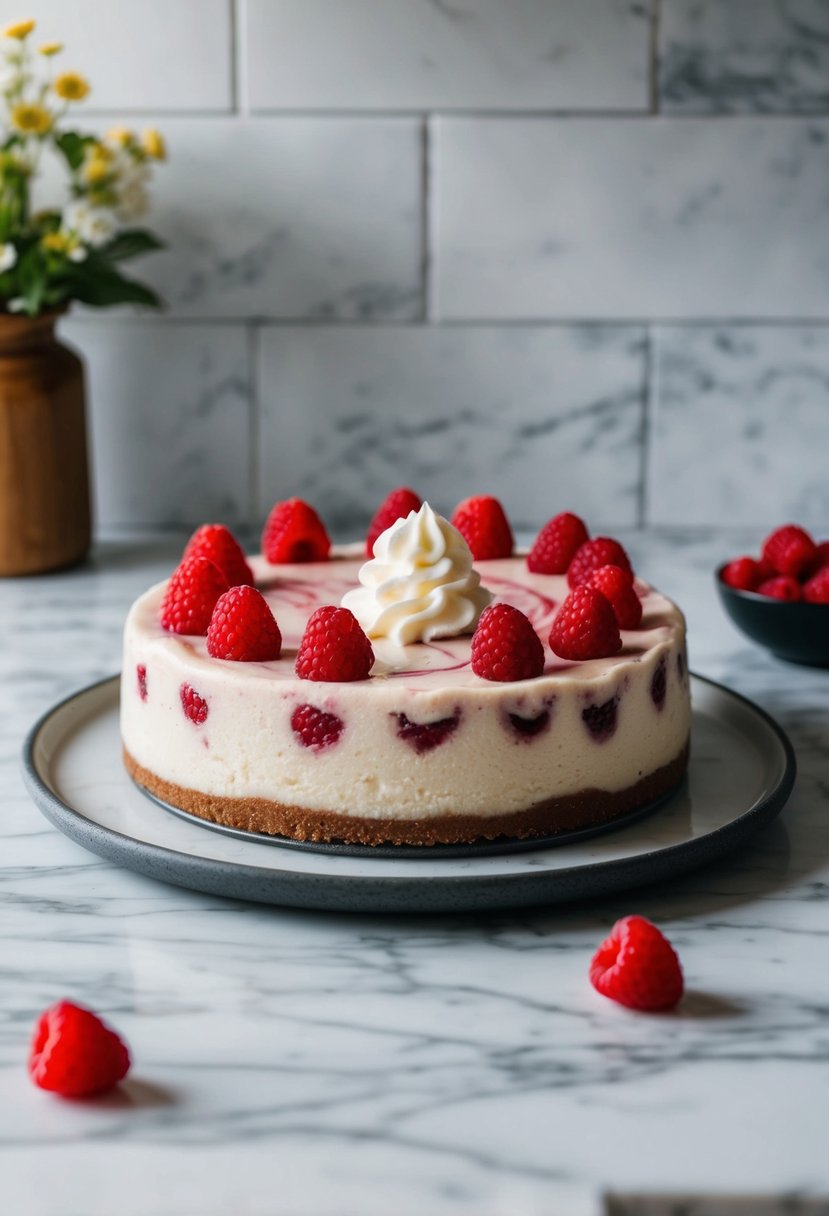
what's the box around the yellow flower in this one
[107,126,133,148]
[41,231,73,255]
[141,128,166,161]
[3,18,35,40]
[38,41,62,56]
[53,71,90,102]
[10,101,51,135]
[82,157,111,185]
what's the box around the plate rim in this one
[20,672,797,906]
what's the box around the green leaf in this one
[60,264,161,309]
[15,244,47,315]
[100,228,165,263]
[55,132,95,172]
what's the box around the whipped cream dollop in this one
[341,502,492,645]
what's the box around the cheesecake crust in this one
[123,739,690,848]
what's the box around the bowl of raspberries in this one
[716,524,829,667]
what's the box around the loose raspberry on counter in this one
[549,586,622,661]
[291,704,344,749]
[160,555,228,636]
[803,567,829,604]
[720,556,765,593]
[589,915,684,1012]
[366,487,422,556]
[296,605,374,682]
[451,495,514,560]
[180,682,209,724]
[28,1000,131,1097]
[567,537,633,589]
[470,603,545,682]
[761,524,817,578]
[587,564,642,630]
[262,497,331,564]
[757,576,802,602]
[207,586,282,662]
[527,512,589,574]
[182,523,254,588]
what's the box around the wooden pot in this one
[0,312,91,576]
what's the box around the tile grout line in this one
[247,323,262,527]
[422,116,434,323]
[650,0,662,116]
[640,325,657,529]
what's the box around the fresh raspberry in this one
[587,564,642,630]
[28,1000,131,1097]
[206,586,282,662]
[803,567,829,603]
[160,556,228,636]
[366,487,422,556]
[761,524,817,578]
[757,576,801,602]
[180,682,209,724]
[809,540,829,573]
[262,497,330,564]
[295,606,374,682]
[589,916,684,1012]
[182,523,254,587]
[720,556,764,592]
[136,664,148,701]
[567,537,633,589]
[527,512,589,574]
[470,603,545,682]
[549,586,622,661]
[291,704,344,749]
[451,495,514,560]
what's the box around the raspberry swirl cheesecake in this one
[121,496,691,846]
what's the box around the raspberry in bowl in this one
[716,524,829,667]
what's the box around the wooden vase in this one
[0,312,91,576]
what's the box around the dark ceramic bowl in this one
[715,564,829,667]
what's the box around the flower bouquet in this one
[0,17,166,316]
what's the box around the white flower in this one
[62,200,118,248]
[68,245,87,263]
[0,243,17,273]
[117,180,149,221]
[6,296,26,312]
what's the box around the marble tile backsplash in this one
[8,0,824,535]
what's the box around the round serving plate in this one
[22,674,796,914]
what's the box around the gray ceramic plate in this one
[22,674,795,913]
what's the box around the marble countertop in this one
[1,530,828,1216]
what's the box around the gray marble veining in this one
[661,0,829,114]
[62,321,253,532]
[257,325,646,533]
[434,117,829,320]
[94,118,423,321]
[649,326,829,527]
[1,531,829,1213]
[244,0,650,112]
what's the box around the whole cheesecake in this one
[121,505,691,847]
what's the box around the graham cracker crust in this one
[123,739,690,847]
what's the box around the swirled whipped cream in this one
[341,503,492,644]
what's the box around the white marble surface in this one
[112,117,422,320]
[0,0,233,112]
[649,326,829,528]
[244,0,650,112]
[660,0,829,113]
[62,320,253,533]
[1,529,829,1214]
[257,325,646,532]
[434,117,829,319]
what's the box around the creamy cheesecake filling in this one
[120,548,691,827]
